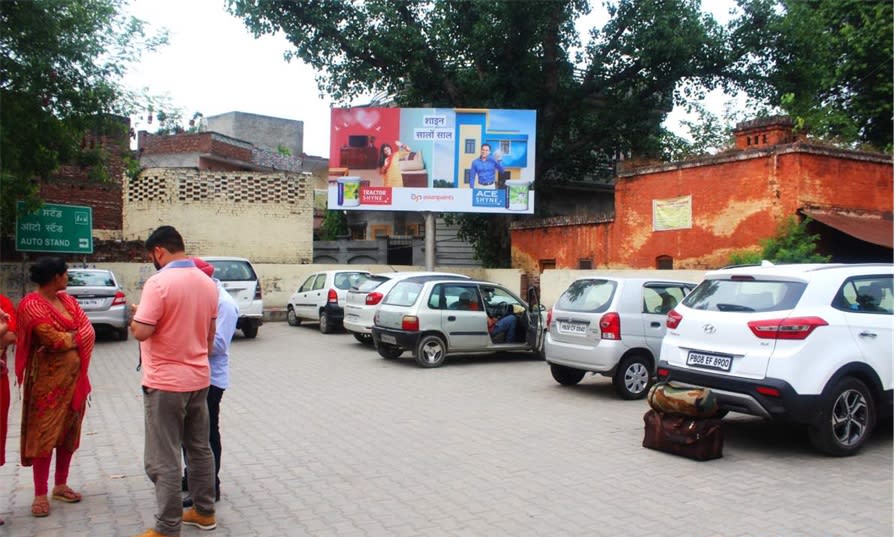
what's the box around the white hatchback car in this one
[343,272,470,344]
[287,270,372,333]
[658,263,893,456]
[544,277,696,399]
[202,256,264,338]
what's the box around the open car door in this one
[525,286,545,354]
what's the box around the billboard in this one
[328,107,536,213]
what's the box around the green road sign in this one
[15,202,93,254]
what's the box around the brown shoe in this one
[31,496,50,517]
[52,484,82,503]
[182,507,216,530]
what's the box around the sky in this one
[122,0,739,158]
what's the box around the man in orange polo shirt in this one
[130,226,219,537]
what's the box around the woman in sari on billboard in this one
[378,141,411,188]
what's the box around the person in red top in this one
[0,293,15,526]
[130,226,220,537]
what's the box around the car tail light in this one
[545,307,553,327]
[327,288,338,304]
[748,316,828,340]
[365,292,384,305]
[666,308,683,329]
[401,315,419,331]
[254,283,263,300]
[756,386,781,397]
[599,312,620,340]
[112,291,126,306]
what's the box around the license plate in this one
[77,298,102,308]
[687,351,733,372]
[381,334,397,344]
[557,321,588,335]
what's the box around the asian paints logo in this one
[411,193,455,203]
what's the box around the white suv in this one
[658,263,893,456]
[287,270,372,333]
[203,256,264,339]
[544,277,695,399]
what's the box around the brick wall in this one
[512,144,893,270]
[139,131,253,163]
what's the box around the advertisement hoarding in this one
[328,107,536,214]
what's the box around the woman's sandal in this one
[51,485,82,503]
[31,496,50,517]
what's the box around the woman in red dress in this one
[15,257,95,518]
[0,294,16,526]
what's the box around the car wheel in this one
[376,341,403,359]
[415,334,446,368]
[319,311,332,334]
[353,333,373,345]
[613,354,652,400]
[117,326,129,341]
[286,307,301,326]
[808,377,875,457]
[550,363,585,386]
[242,323,258,339]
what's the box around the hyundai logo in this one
[703,324,717,334]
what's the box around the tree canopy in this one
[0,0,166,236]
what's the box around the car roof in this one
[705,263,894,280]
[68,268,113,273]
[374,271,470,279]
[394,274,475,284]
[200,256,252,263]
[568,276,696,285]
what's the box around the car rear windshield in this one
[384,281,424,307]
[334,272,370,290]
[682,278,806,312]
[207,260,257,281]
[355,276,390,292]
[555,279,617,312]
[68,271,115,287]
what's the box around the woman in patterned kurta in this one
[15,257,95,518]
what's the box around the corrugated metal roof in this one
[802,209,894,248]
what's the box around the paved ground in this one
[1,322,892,537]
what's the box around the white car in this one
[658,263,893,456]
[343,271,470,344]
[202,256,264,338]
[544,277,695,399]
[67,268,130,341]
[287,270,372,333]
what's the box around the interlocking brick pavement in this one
[1,322,892,536]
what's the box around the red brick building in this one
[512,116,893,273]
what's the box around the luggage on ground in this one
[647,381,719,418]
[642,409,723,461]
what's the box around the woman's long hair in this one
[378,143,393,169]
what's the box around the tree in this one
[728,0,893,151]
[730,217,831,265]
[319,210,349,241]
[0,0,167,236]
[227,0,735,266]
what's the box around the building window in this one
[578,258,593,269]
[762,134,768,144]
[500,140,510,155]
[465,139,476,154]
[753,135,759,145]
[370,224,391,238]
[540,259,556,273]
[405,223,422,236]
[746,136,751,146]
[656,255,673,270]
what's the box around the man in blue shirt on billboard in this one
[469,143,504,188]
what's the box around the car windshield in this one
[68,271,115,287]
[682,278,806,312]
[555,279,616,312]
[207,260,256,281]
[384,281,424,307]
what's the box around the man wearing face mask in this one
[129,225,220,537]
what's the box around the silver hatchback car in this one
[371,276,544,368]
[66,268,129,340]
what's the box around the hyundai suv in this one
[371,276,544,367]
[202,256,264,338]
[658,263,893,456]
[544,277,695,399]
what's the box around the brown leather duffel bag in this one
[642,409,723,461]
